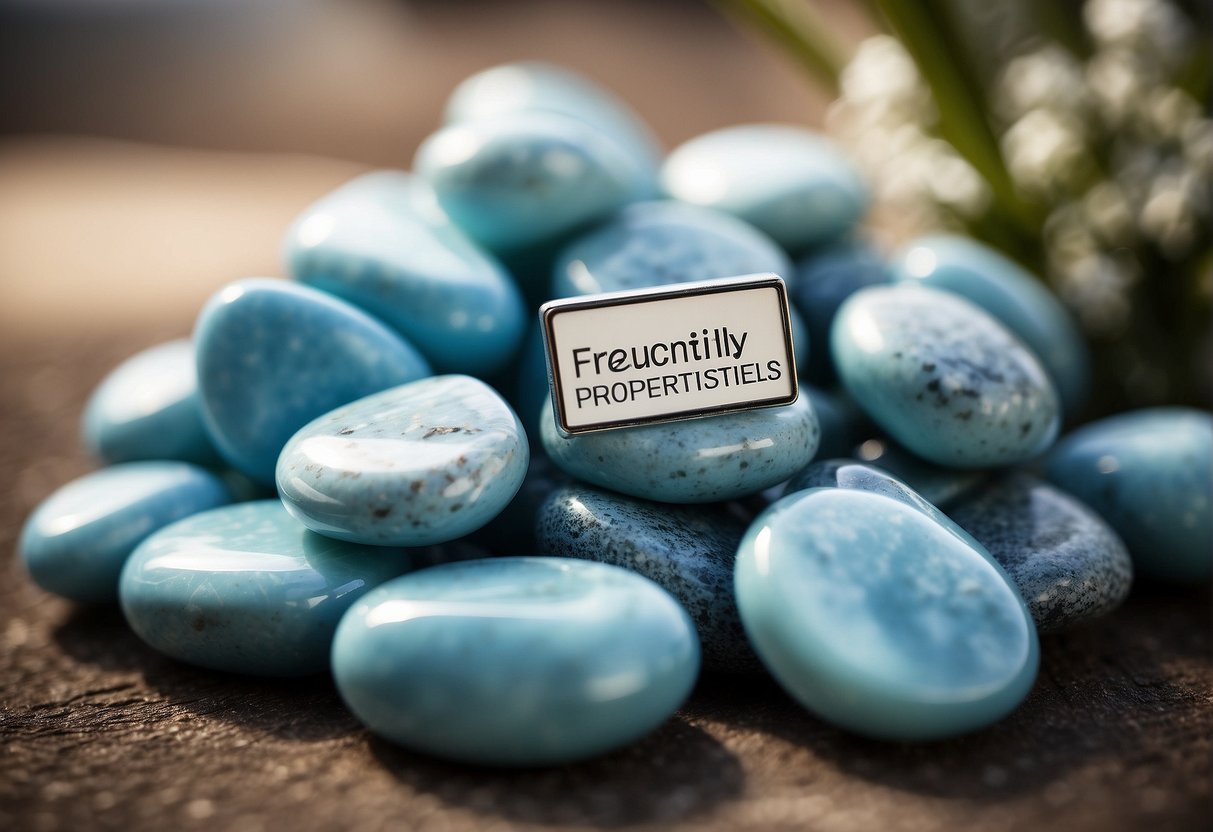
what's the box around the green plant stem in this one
[712,0,846,94]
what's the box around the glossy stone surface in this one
[284,171,526,376]
[661,124,868,253]
[194,279,431,484]
[277,375,528,547]
[82,340,218,465]
[415,112,652,252]
[119,501,417,676]
[853,438,987,509]
[949,473,1133,632]
[21,462,231,604]
[536,485,757,672]
[331,557,700,766]
[1046,408,1213,583]
[540,396,820,503]
[892,235,1090,415]
[832,284,1060,468]
[735,488,1038,740]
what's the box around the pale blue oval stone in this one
[21,462,231,604]
[1046,408,1212,583]
[331,557,700,766]
[284,171,526,376]
[892,235,1090,415]
[194,279,431,485]
[277,375,528,547]
[119,500,417,676]
[661,124,869,253]
[82,340,218,465]
[832,285,1060,468]
[735,488,1038,740]
[539,396,820,503]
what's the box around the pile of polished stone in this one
[20,62,1212,766]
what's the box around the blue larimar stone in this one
[949,473,1133,632]
[536,484,758,672]
[194,279,431,485]
[82,340,218,465]
[853,438,987,509]
[832,285,1060,468]
[892,235,1090,416]
[735,488,1038,740]
[277,375,528,547]
[119,500,417,676]
[331,557,700,766]
[284,171,526,376]
[415,112,652,252]
[1046,408,1213,583]
[21,462,231,604]
[539,396,820,503]
[661,124,869,253]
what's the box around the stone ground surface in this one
[0,331,1210,832]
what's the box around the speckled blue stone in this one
[194,279,431,485]
[852,439,987,509]
[536,484,757,672]
[284,171,526,376]
[119,500,417,676]
[661,124,869,253]
[540,396,820,503]
[277,375,528,547]
[331,557,700,766]
[415,112,652,253]
[735,488,1038,740]
[949,473,1133,632]
[82,340,218,465]
[833,285,1060,468]
[21,462,231,604]
[892,235,1090,416]
[1046,408,1212,583]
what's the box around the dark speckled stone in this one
[536,484,759,672]
[948,473,1133,632]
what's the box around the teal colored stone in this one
[832,285,1060,468]
[284,171,526,376]
[735,488,1039,740]
[331,557,700,766]
[82,340,218,466]
[415,112,652,253]
[21,462,231,604]
[539,396,820,503]
[194,279,431,485]
[1046,408,1213,583]
[277,375,528,547]
[661,124,869,253]
[119,500,417,676]
[853,438,987,509]
[892,235,1090,416]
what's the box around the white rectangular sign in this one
[540,274,799,434]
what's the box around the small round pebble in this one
[277,375,528,547]
[331,557,700,766]
[21,462,232,604]
[735,488,1038,740]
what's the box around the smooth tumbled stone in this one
[277,375,528,547]
[1046,408,1213,583]
[536,485,758,672]
[661,124,868,253]
[949,473,1132,632]
[195,278,431,485]
[832,284,1060,468]
[735,488,1038,740]
[284,171,526,376]
[415,112,652,252]
[82,340,218,465]
[331,557,700,766]
[853,438,987,509]
[892,235,1090,416]
[540,396,820,503]
[119,500,416,676]
[21,462,231,604]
